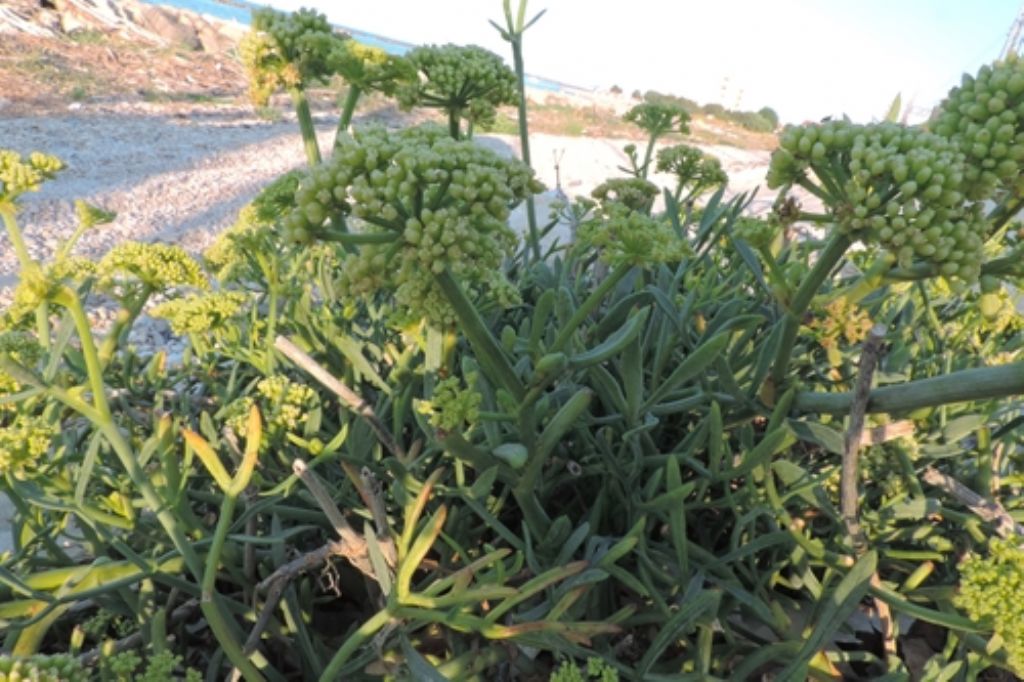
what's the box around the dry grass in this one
[0,32,777,153]
[0,33,244,115]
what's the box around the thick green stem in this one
[986,194,1024,232]
[434,270,525,401]
[551,263,632,352]
[318,608,392,681]
[448,107,462,140]
[33,307,51,353]
[1,203,33,269]
[2,205,50,351]
[510,37,540,261]
[289,87,321,166]
[795,361,1024,414]
[98,287,152,367]
[769,232,852,388]
[333,85,362,149]
[65,295,110,418]
[639,132,658,180]
[203,493,266,681]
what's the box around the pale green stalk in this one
[1,203,51,351]
[769,231,852,388]
[97,285,153,367]
[795,360,1024,415]
[494,0,543,260]
[551,263,633,352]
[204,492,266,680]
[289,87,322,166]
[56,289,265,680]
[333,85,362,149]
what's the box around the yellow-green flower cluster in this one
[328,39,414,96]
[240,8,340,105]
[955,539,1024,674]
[203,209,257,281]
[73,200,116,230]
[205,170,303,281]
[0,655,86,682]
[417,373,481,434]
[284,123,540,324]
[733,215,777,250]
[227,375,318,439]
[397,44,518,130]
[933,57,1024,198]
[238,31,292,107]
[768,121,988,280]
[623,101,690,137]
[0,150,64,204]
[806,298,873,366]
[590,178,659,214]
[151,291,248,335]
[655,144,728,199]
[0,331,42,404]
[5,255,97,323]
[99,242,207,291]
[577,204,692,267]
[0,414,57,480]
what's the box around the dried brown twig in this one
[922,466,1024,538]
[274,335,406,459]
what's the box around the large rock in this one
[135,4,200,49]
[0,0,243,53]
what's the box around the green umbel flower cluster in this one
[418,373,482,434]
[768,121,988,280]
[0,331,42,403]
[623,101,690,137]
[397,44,518,131]
[5,255,97,323]
[328,39,414,96]
[0,655,86,682]
[733,215,777,249]
[226,375,318,439]
[955,539,1024,674]
[577,204,691,267]
[0,150,64,204]
[205,170,303,281]
[284,123,540,324]
[590,178,659,214]
[240,7,339,105]
[151,291,248,335]
[98,242,208,291]
[0,414,56,480]
[933,58,1024,198]
[655,144,728,198]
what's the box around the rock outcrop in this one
[0,0,247,53]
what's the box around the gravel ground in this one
[1,105,777,301]
[0,104,338,292]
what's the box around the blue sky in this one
[264,0,1022,123]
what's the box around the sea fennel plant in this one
[4,9,1024,681]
